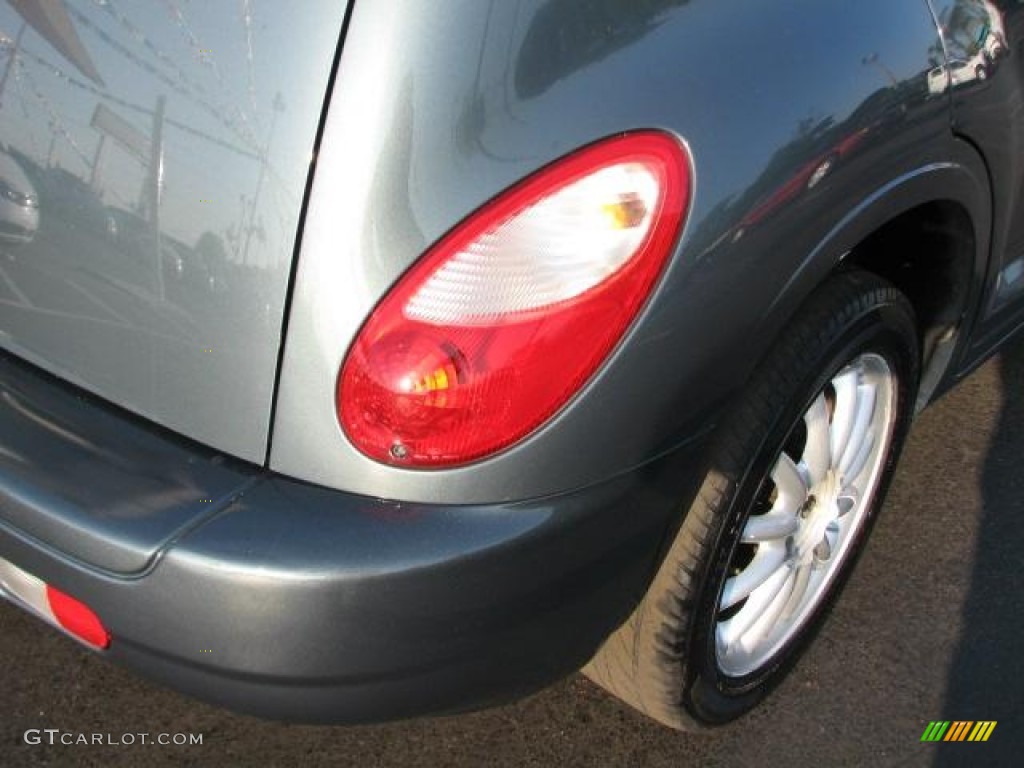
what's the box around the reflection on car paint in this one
[928,0,1007,93]
[0,0,344,463]
[0,147,38,244]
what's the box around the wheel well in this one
[842,201,975,407]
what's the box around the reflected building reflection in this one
[0,146,37,243]
[928,0,1008,93]
[0,0,344,463]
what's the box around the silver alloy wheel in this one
[715,353,896,677]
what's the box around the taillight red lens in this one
[339,131,691,467]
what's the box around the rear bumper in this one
[0,350,711,723]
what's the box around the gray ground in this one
[3,337,1023,768]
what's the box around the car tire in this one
[584,269,919,729]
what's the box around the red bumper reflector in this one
[45,585,111,649]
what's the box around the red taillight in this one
[46,585,110,649]
[338,131,691,467]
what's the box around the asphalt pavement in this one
[3,337,1023,768]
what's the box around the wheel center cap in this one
[793,470,841,561]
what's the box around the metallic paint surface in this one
[0,1,347,463]
[0,0,1022,727]
[272,0,966,503]
[0,349,256,574]
[928,1,1024,340]
[0,345,710,721]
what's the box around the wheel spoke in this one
[741,510,799,542]
[801,394,831,487]
[778,562,813,623]
[838,383,876,477]
[824,519,840,551]
[842,426,875,483]
[771,452,807,502]
[717,565,793,650]
[720,541,788,610]
[829,368,860,465]
[813,518,840,562]
[742,472,802,542]
[741,563,801,650]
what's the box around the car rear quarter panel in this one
[271,0,980,504]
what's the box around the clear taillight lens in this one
[338,132,691,467]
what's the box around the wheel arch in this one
[760,140,991,413]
